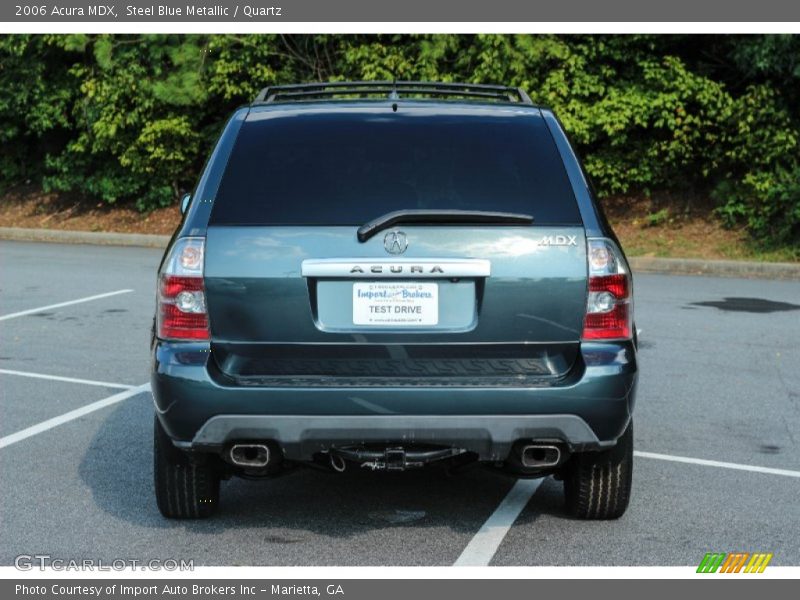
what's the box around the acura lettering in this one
[350,264,445,274]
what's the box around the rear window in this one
[210,107,581,225]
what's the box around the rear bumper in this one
[181,414,607,461]
[152,341,637,461]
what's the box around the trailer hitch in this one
[329,446,464,471]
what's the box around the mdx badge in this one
[539,235,578,246]
[384,231,408,254]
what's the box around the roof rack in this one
[253,81,534,105]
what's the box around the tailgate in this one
[204,225,587,383]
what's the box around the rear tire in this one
[154,415,220,518]
[563,421,633,519]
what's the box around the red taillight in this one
[588,274,628,298]
[160,274,203,297]
[156,238,209,341]
[582,239,633,341]
[583,304,631,340]
[159,304,209,340]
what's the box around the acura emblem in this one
[383,231,408,255]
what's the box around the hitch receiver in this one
[385,447,406,471]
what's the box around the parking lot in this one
[1,239,798,566]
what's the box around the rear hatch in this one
[203,103,587,385]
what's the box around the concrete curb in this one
[1,226,798,280]
[0,227,170,249]
[628,256,800,280]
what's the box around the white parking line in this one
[0,383,150,450]
[635,450,800,478]
[453,448,799,567]
[0,368,134,390]
[453,478,544,566]
[0,289,134,322]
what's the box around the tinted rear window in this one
[210,107,580,225]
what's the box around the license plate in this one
[353,282,438,326]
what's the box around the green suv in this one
[151,81,638,520]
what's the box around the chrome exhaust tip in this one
[228,443,271,468]
[520,444,561,468]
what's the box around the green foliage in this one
[711,84,799,245]
[0,34,797,247]
[644,209,671,228]
[0,35,79,186]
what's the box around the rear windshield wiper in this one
[357,209,534,242]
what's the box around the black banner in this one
[5,579,798,600]
[3,0,800,22]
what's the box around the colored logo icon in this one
[697,552,773,573]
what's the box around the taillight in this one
[582,238,633,341]
[156,237,209,341]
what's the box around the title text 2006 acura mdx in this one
[151,81,638,520]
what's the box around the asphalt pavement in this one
[1,240,798,566]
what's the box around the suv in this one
[152,81,638,520]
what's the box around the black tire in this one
[564,421,633,519]
[154,415,220,518]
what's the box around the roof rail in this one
[253,81,534,105]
